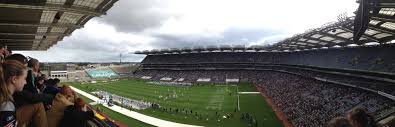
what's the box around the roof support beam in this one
[302,36,337,46]
[65,0,77,7]
[292,40,321,49]
[7,47,32,49]
[368,24,395,35]
[333,31,350,36]
[4,42,33,46]
[0,39,56,42]
[371,16,395,23]
[8,47,32,49]
[0,22,81,28]
[317,31,351,42]
[10,47,32,49]
[6,44,32,46]
[339,26,380,43]
[99,0,117,11]
[5,44,32,47]
[377,3,395,8]
[0,3,103,16]
[0,32,66,36]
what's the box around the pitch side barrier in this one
[275,64,395,80]
[315,77,395,100]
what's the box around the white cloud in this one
[17,20,152,62]
[17,0,358,62]
[248,34,295,46]
[153,0,358,35]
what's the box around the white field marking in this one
[206,87,225,110]
[89,102,99,105]
[237,92,261,94]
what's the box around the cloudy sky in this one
[17,0,358,62]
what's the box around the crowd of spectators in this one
[142,44,395,73]
[137,54,395,97]
[256,71,394,127]
[0,47,95,127]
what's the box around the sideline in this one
[70,86,204,127]
[238,92,261,94]
[255,85,294,127]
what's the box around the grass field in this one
[69,79,282,127]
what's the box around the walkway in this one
[70,86,203,127]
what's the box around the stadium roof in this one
[0,0,118,50]
[136,0,395,55]
[271,0,395,51]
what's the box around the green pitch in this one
[69,79,282,127]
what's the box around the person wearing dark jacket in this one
[43,78,60,96]
[25,58,40,93]
[60,98,95,127]
[42,74,49,86]
[35,76,45,93]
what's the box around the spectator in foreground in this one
[0,60,48,127]
[347,108,377,127]
[4,48,11,58]
[47,85,77,127]
[60,98,95,127]
[328,117,352,127]
[42,74,49,85]
[6,54,53,105]
[4,54,28,67]
[0,44,5,62]
[25,58,40,93]
[36,76,46,93]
